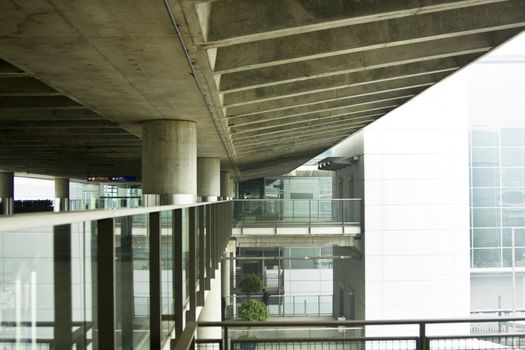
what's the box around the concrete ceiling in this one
[0,0,524,180]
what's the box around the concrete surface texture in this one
[0,0,524,180]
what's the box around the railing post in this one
[188,207,197,322]
[419,322,428,350]
[308,200,311,234]
[149,212,162,349]
[198,205,206,305]
[119,216,134,350]
[53,224,73,349]
[205,204,212,289]
[97,218,116,349]
[173,209,183,337]
[224,325,229,350]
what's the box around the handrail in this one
[232,198,362,201]
[0,200,231,231]
[199,316,525,327]
[171,321,198,350]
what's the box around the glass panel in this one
[471,129,499,147]
[502,248,512,267]
[515,229,525,247]
[472,248,501,268]
[160,210,173,340]
[472,168,499,187]
[502,189,525,206]
[501,128,525,147]
[0,222,97,349]
[472,228,500,247]
[502,168,525,188]
[503,229,513,247]
[502,208,525,227]
[115,214,150,349]
[472,208,500,227]
[472,188,500,207]
[515,248,525,267]
[471,148,499,167]
[501,148,525,167]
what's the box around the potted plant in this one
[237,274,268,350]
[238,273,268,321]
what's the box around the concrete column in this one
[220,171,231,200]
[0,171,14,215]
[54,177,70,212]
[197,265,222,339]
[197,157,220,202]
[221,240,236,319]
[142,120,197,205]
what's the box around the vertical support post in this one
[97,218,116,349]
[0,171,14,215]
[308,200,311,234]
[54,224,73,349]
[224,325,229,350]
[206,205,214,282]
[119,216,134,350]
[419,322,428,350]
[187,207,197,322]
[173,209,183,337]
[198,205,206,305]
[149,212,161,349]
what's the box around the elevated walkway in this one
[232,199,361,247]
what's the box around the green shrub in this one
[239,299,269,321]
[239,273,262,297]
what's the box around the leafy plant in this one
[239,299,269,321]
[239,273,262,298]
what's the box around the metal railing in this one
[226,294,333,318]
[0,200,233,350]
[232,199,362,234]
[189,318,525,350]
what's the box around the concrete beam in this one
[0,109,100,120]
[233,116,383,146]
[227,86,425,127]
[222,55,475,106]
[0,127,130,135]
[235,127,368,152]
[225,72,444,117]
[230,105,397,137]
[203,0,510,46]
[0,96,81,109]
[237,133,350,154]
[0,58,25,75]
[0,77,60,96]
[0,120,118,128]
[218,29,519,92]
[213,0,525,72]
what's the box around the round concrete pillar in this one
[220,171,231,200]
[142,120,197,205]
[0,171,14,215]
[197,264,222,339]
[54,177,70,212]
[197,157,220,202]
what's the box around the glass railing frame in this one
[0,200,233,350]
